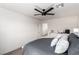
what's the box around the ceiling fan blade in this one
[35,5,43,12]
[44,8,54,13]
[34,14,42,16]
[34,8,43,13]
[46,13,55,15]
[45,4,54,11]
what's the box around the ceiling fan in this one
[34,5,55,16]
[34,3,64,16]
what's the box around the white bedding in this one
[50,34,62,47]
[50,34,69,54]
[55,34,69,54]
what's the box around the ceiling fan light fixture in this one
[56,3,64,8]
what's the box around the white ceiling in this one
[0,3,79,20]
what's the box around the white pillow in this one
[42,33,57,38]
[48,33,57,38]
[50,34,62,47]
[74,32,79,37]
[55,34,69,54]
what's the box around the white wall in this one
[0,8,41,54]
[42,16,78,33]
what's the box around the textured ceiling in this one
[0,3,79,20]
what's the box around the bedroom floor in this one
[4,48,23,55]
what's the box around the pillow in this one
[42,33,57,38]
[73,32,79,37]
[48,33,57,38]
[50,34,62,47]
[55,34,69,54]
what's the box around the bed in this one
[22,38,67,55]
[22,33,79,55]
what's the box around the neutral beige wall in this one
[0,8,41,54]
[42,16,78,33]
